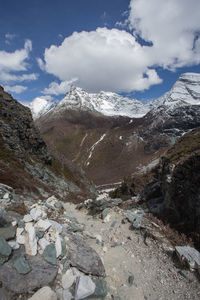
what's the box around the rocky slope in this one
[34,73,200,185]
[113,127,200,250]
[0,86,95,201]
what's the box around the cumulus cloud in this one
[128,0,200,69]
[38,0,200,93]
[39,28,162,93]
[0,39,37,84]
[4,85,27,94]
[42,78,78,95]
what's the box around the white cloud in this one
[5,33,17,44]
[0,39,37,84]
[4,85,27,94]
[0,72,38,82]
[42,78,78,95]
[39,28,162,93]
[128,0,200,69]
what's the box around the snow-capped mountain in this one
[52,86,149,118]
[148,72,200,113]
[28,97,57,119]
[29,72,200,120]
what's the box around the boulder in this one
[0,252,58,293]
[175,246,200,271]
[66,234,105,276]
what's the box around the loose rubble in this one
[0,183,200,299]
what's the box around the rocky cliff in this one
[0,86,95,201]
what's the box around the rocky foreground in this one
[0,184,200,300]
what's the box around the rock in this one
[55,235,62,258]
[101,208,110,220]
[66,234,105,276]
[0,288,8,300]
[62,268,75,290]
[69,223,83,233]
[62,290,73,300]
[25,223,37,256]
[87,279,108,298]
[178,270,193,281]
[128,275,134,286]
[13,253,31,274]
[75,275,96,300]
[175,246,200,271]
[49,220,63,234]
[0,226,16,240]
[28,286,57,300]
[0,236,12,264]
[36,230,45,239]
[43,243,57,265]
[38,238,50,252]
[0,252,58,293]
[23,214,33,223]
[35,219,52,231]
[30,207,43,221]
[8,240,20,250]
[16,227,25,244]
[95,234,103,244]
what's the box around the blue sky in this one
[0,0,200,104]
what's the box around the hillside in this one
[34,73,200,185]
[0,86,96,201]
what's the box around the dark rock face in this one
[0,86,51,164]
[0,86,96,200]
[141,128,200,247]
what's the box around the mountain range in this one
[30,73,200,185]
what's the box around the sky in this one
[0,0,200,104]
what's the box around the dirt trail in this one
[62,200,200,300]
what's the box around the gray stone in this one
[0,226,16,240]
[28,286,57,300]
[49,220,63,234]
[61,258,70,273]
[87,279,108,298]
[128,275,134,286]
[0,251,58,293]
[175,246,200,270]
[36,230,45,239]
[66,234,105,276]
[63,290,73,300]
[178,270,193,281]
[110,221,117,228]
[62,268,75,289]
[69,223,83,233]
[75,275,96,300]
[43,243,57,265]
[0,288,8,300]
[0,236,12,264]
[13,253,31,274]
[101,208,110,220]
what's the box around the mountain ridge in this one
[29,72,200,120]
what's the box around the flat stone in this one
[101,208,110,220]
[23,214,33,223]
[75,275,96,300]
[28,286,57,300]
[66,234,105,276]
[25,223,37,256]
[13,253,31,274]
[63,290,73,300]
[30,207,43,221]
[16,227,25,244]
[35,219,52,231]
[43,243,57,265]
[8,240,20,250]
[0,226,16,240]
[175,246,200,270]
[0,252,58,293]
[49,220,63,234]
[38,238,50,252]
[55,235,62,258]
[0,236,12,265]
[62,268,75,290]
